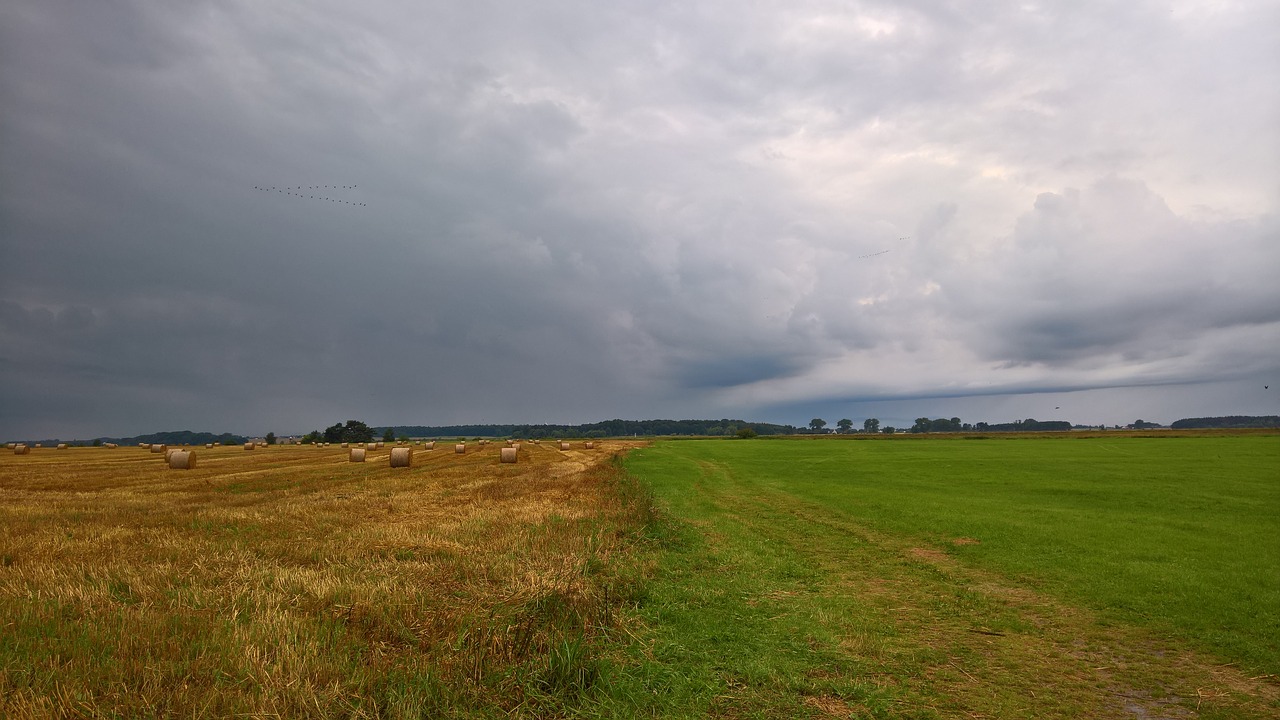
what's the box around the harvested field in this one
[0,441,648,718]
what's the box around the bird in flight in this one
[859,249,891,259]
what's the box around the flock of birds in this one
[858,238,908,259]
[253,185,365,206]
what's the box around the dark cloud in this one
[2,1,1276,438]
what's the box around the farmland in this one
[618,433,1280,718]
[0,441,649,718]
[2,433,1278,718]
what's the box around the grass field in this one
[618,434,1280,718]
[3,434,1278,718]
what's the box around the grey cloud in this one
[2,1,1276,438]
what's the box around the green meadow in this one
[612,434,1280,718]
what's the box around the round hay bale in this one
[455,443,466,454]
[165,448,180,463]
[14,444,30,455]
[5,442,15,449]
[584,441,595,449]
[390,447,413,468]
[349,448,366,462]
[168,450,196,470]
[376,442,384,449]
[244,442,254,451]
[205,443,214,449]
[104,443,118,449]
[150,444,166,453]
[341,442,349,448]
[56,443,68,450]
[34,443,42,448]
[559,442,570,451]
[425,441,435,450]
[500,447,517,463]
[505,440,514,447]
[365,442,377,451]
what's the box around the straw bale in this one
[349,448,366,462]
[5,442,14,449]
[34,443,42,448]
[366,442,377,451]
[167,450,196,470]
[500,447,517,463]
[205,443,214,449]
[559,442,570,450]
[390,447,413,468]
[104,443,118,449]
[56,443,68,450]
[584,442,595,449]
[341,442,349,448]
[376,442,384,449]
[455,444,466,454]
[244,442,254,451]
[150,444,166,453]
[425,441,435,450]
[14,445,30,455]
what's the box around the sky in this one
[2,0,1278,440]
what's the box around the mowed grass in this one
[619,434,1280,718]
[0,441,651,719]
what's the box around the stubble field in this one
[0,440,650,718]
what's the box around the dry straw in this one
[390,447,413,468]
[365,442,377,451]
[14,445,30,455]
[244,442,254,451]
[500,447,517,463]
[559,442,570,451]
[455,443,466,454]
[349,448,366,462]
[167,450,196,470]
[585,442,595,449]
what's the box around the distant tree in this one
[809,418,827,432]
[882,426,897,434]
[92,438,103,447]
[736,427,758,439]
[911,417,932,433]
[382,427,396,443]
[265,432,277,445]
[837,418,853,433]
[303,430,322,444]
[323,423,345,443]
[863,418,880,433]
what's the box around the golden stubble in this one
[0,440,647,718]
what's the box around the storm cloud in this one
[2,0,1277,438]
